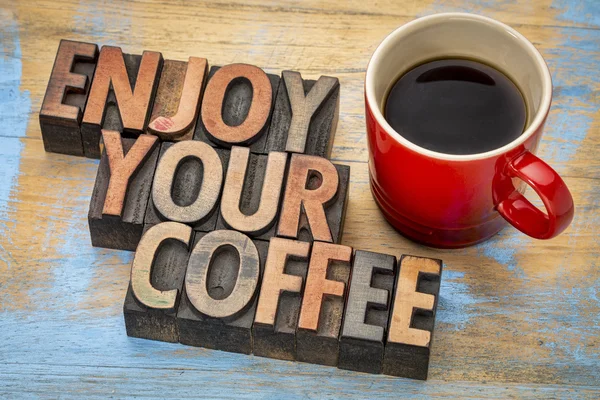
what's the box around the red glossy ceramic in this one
[365,13,574,248]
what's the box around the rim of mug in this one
[365,12,553,162]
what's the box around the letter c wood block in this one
[88,130,159,251]
[177,230,268,354]
[124,222,193,343]
[296,242,352,366]
[382,255,442,380]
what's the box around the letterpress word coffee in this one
[384,58,527,155]
[40,39,445,380]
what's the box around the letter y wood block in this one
[382,255,442,380]
[88,130,159,251]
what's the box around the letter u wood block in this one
[88,130,159,251]
[296,242,352,366]
[145,141,229,232]
[338,250,396,374]
[177,230,268,354]
[82,46,162,158]
[39,40,98,156]
[194,64,280,154]
[124,222,193,343]
[382,255,443,380]
[216,146,287,240]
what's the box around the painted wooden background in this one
[0,0,598,398]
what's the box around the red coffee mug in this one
[365,13,574,248]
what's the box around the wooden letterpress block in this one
[296,242,352,366]
[338,251,396,374]
[252,238,311,360]
[39,40,98,156]
[177,230,268,354]
[82,46,162,158]
[265,71,339,157]
[277,154,350,243]
[382,255,443,380]
[124,222,193,342]
[194,64,280,153]
[88,130,159,251]
[145,142,229,231]
[146,57,208,141]
[216,146,287,240]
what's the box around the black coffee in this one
[384,58,527,155]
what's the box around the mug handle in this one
[496,151,574,239]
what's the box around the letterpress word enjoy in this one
[40,39,444,380]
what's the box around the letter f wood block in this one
[296,242,352,366]
[382,255,443,380]
[88,130,159,251]
[124,222,193,342]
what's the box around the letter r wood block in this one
[82,46,162,159]
[252,238,311,360]
[124,222,193,343]
[382,255,443,380]
[194,64,280,154]
[265,71,340,158]
[144,142,229,232]
[277,154,350,243]
[296,242,352,366]
[40,40,98,156]
[177,230,268,354]
[88,130,159,251]
[338,251,396,374]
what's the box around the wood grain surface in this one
[0,0,598,398]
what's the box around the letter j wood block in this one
[88,130,160,251]
[338,250,396,374]
[382,255,442,380]
[124,222,193,343]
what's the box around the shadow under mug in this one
[365,13,574,248]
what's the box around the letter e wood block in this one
[124,222,193,342]
[216,146,287,240]
[145,141,229,232]
[88,130,159,251]
[82,46,162,158]
[296,242,352,366]
[39,40,98,156]
[177,230,268,354]
[253,238,311,360]
[194,64,280,153]
[338,250,396,374]
[278,154,349,243]
[147,57,208,141]
[265,71,339,157]
[382,255,443,380]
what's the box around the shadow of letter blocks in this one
[177,230,268,354]
[382,255,442,380]
[124,222,193,342]
[88,130,159,251]
[338,250,396,374]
